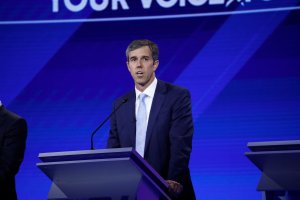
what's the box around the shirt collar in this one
[135,77,157,99]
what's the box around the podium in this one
[245,140,300,200]
[37,147,171,200]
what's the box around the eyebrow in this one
[129,55,150,60]
[129,56,137,60]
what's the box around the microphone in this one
[90,98,128,150]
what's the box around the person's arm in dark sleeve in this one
[167,89,194,187]
[0,118,27,186]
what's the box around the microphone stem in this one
[90,99,127,150]
[90,113,112,150]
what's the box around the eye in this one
[142,57,150,61]
[130,57,137,62]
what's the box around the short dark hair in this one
[126,39,159,61]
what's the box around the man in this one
[107,39,195,199]
[0,101,27,199]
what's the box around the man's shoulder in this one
[158,80,190,95]
[0,106,23,122]
[113,90,135,105]
[0,106,27,132]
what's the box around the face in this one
[127,46,159,92]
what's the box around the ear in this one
[153,60,159,72]
[127,61,131,72]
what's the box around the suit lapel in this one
[0,106,5,127]
[144,80,167,154]
[126,92,136,146]
[0,106,7,138]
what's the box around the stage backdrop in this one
[1,0,300,199]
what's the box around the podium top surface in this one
[39,147,133,162]
[247,140,300,152]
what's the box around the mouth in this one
[136,71,144,77]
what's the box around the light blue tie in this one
[136,93,147,157]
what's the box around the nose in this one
[136,58,143,68]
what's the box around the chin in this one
[136,79,146,85]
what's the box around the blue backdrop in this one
[1,0,300,199]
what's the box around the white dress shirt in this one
[135,78,158,125]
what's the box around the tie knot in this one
[139,93,147,101]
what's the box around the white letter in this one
[64,0,87,12]
[112,0,129,10]
[209,0,224,5]
[52,0,59,12]
[179,0,186,6]
[141,0,154,8]
[90,0,109,11]
[157,0,177,8]
[188,0,207,6]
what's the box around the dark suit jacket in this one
[107,80,195,199]
[0,106,27,200]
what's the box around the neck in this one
[136,76,155,92]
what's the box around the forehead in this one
[128,46,152,58]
